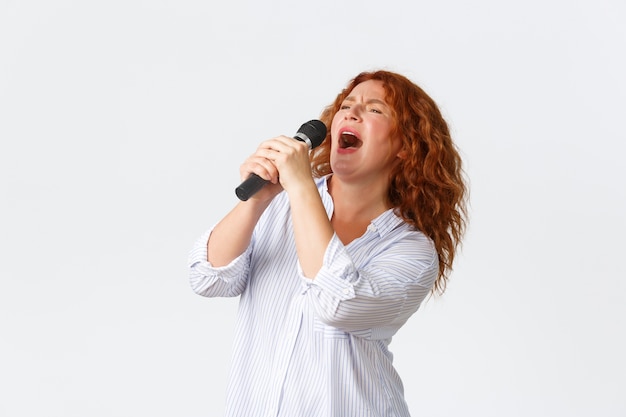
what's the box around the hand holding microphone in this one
[235,120,327,201]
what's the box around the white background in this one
[1,0,625,416]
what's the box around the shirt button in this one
[367,224,377,232]
[343,288,351,295]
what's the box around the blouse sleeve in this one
[302,231,438,335]
[188,228,252,297]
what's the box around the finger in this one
[257,136,303,154]
[241,156,279,183]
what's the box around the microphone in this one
[235,119,327,201]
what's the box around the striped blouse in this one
[189,176,438,417]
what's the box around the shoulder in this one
[370,213,438,287]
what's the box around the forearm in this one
[288,180,334,278]
[207,200,270,267]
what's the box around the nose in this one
[344,104,362,122]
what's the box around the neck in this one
[327,175,391,221]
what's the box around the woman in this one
[189,70,467,416]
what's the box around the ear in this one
[396,149,408,160]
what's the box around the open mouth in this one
[339,132,363,149]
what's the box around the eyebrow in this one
[343,96,389,107]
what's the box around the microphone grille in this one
[297,119,327,149]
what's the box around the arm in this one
[304,230,439,333]
[253,135,334,278]
[189,138,285,295]
[207,199,269,266]
[286,179,334,278]
[207,140,285,266]
[188,227,251,297]
[189,194,276,297]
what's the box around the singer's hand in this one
[239,152,283,203]
[255,135,314,194]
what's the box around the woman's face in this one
[330,79,402,183]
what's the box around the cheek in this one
[329,115,343,147]
[375,134,403,161]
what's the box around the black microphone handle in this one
[235,173,268,201]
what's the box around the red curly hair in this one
[311,70,468,294]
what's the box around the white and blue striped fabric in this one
[189,176,438,417]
